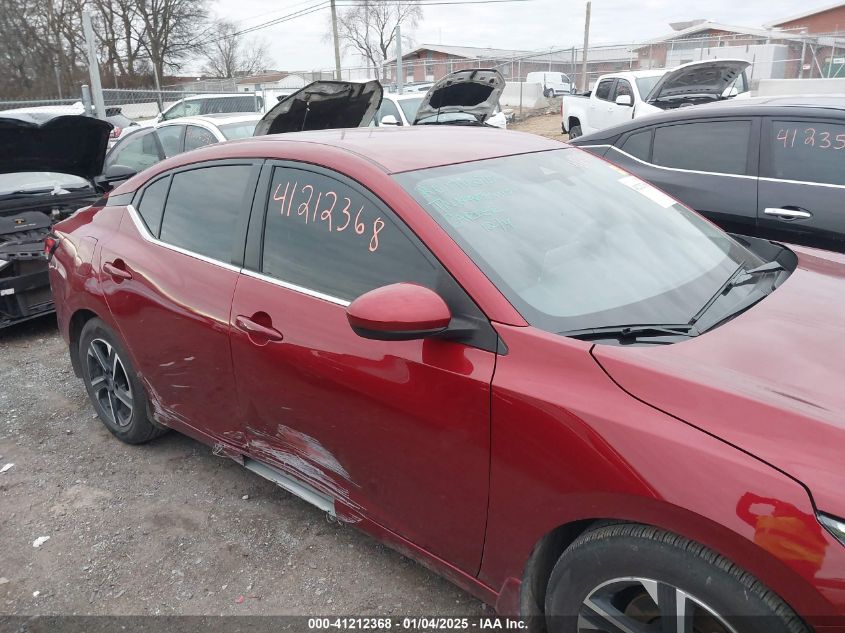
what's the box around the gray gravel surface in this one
[0,316,489,617]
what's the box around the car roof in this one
[384,93,425,102]
[179,93,254,102]
[573,94,845,143]
[160,113,262,128]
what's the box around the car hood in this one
[254,80,382,135]
[0,113,112,180]
[413,69,505,125]
[592,244,845,516]
[645,59,750,105]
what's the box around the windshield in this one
[395,149,760,335]
[398,97,424,123]
[0,172,90,196]
[219,121,259,140]
[635,75,663,98]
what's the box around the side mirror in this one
[380,114,400,126]
[346,283,451,341]
[155,113,164,123]
[615,94,633,106]
[94,164,137,192]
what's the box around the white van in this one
[525,72,574,97]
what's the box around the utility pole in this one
[330,0,342,80]
[580,1,591,93]
[396,24,404,94]
[82,11,106,121]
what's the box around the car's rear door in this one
[100,159,260,447]
[228,161,497,574]
[758,116,845,252]
[598,117,760,235]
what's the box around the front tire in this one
[567,125,582,139]
[79,317,167,444]
[545,523,808,633]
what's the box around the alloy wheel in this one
[579,577,737,633]
[86,338,134,427]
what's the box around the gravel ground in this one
[0,316,489,617]
[510,111,568,141]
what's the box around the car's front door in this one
[758,117,845,252]
[100,160,259,446]
[603,118,759,236]
[607,79,635,128]
[228,162,497,574]
[587,79,615,134]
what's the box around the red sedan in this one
[48,125,845,632]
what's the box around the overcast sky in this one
[199,0,809,75]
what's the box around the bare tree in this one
[201,19,273,78]
[134,0,209,83]
[334,1,422,78]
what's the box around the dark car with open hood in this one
[0,112,117,328]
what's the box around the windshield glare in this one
[219,121,259,140]
[0,172,90,196]
[396,149,758,334]
[635,75,663,98]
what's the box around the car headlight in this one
[818,512,845,546]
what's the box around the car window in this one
[652,120,751,176]
[635,75,662,99]
[260,166,438,301]
[162,102,186,121]
[159,165,253,261]
[620,129,652,161]
[137,176,170,237]
[203,96,260,115]
[595,80,614,101]
[614,80,633,100]
[769,120,845,186]
[157,125,184,157]
[377,99,402,125]
[184,125,217,151]
[399,97,424,123]
[218,121,259,140]
[107,129,163,172]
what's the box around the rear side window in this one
[260,167,437,301]
[184,125,217,151]
[620,129,652,161]
[157,125,183,157]
[159,165,253,261]
[769,120,845,186]
[595,80,613,101]
[137,177,170,236]
[652,120,751,175]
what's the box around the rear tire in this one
[78,318,167,444]
[568,125,582,139]
[544,523,808,633]
[544,88,553,98]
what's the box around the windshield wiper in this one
[690,260,784,326]
[562,323,698,342]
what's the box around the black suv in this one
[569,96,845,253]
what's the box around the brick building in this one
[766,2,845,77]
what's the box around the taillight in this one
[44,234,60,261]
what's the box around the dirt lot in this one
[0,316,489,617]
[510,112,567,141]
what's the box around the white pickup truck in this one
[561,59,750,138]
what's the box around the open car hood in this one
[0,113,112,180]
[645,59,750,105]
[254,80,382,135]
[413,69,505,126]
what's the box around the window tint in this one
[159,165,253,261]
[137,176,169,236]
[157,125,183,157]
[261,167,437,301]
[620,129,652,161]
[184,125,217,151]
[595,80,613,101]
[770,121,845,186]
[107,129,163,171]
[652,121,751,175]
[377,99,402,125]
[614,79,633,100]
[162,102,186,120]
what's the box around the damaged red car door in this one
[227,162,496,573]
